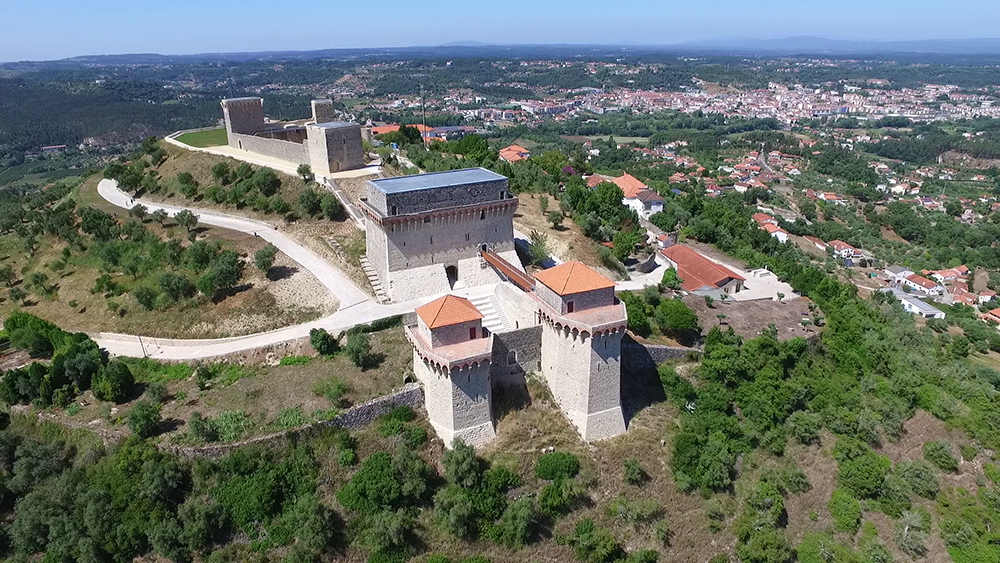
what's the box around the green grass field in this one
[175,128,228,148]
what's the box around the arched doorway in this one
[446,265,458,289]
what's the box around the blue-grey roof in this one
[221,97,262,103]
[370,168,506,194]
[311,121,358,129]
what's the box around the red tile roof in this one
[416,295,482,329]
[660,245,744,292]
[534,261,615,296]
[905,273,939,291]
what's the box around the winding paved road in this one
[92,179,437,360]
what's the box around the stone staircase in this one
[469,293,512,334]
[358,256,390,303]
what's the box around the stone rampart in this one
[230,133,308,164]
[490,325,542,387]
[621,340,699,375]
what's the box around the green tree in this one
[129,204,148,222]
[655,298,699,337]
[548,210,565,228]
[299,188,321,216]
[661,268,682,290]
[93,360,135,403]
[321,194,343,220]
[309,328,340,356]
[133,286,158,310]
[345,332,373,369]
[254,243,278,275]
[296,163,313,183]
[211,162,230,184]
[150,209,168,225]
[174,210,199,232]
[9,286,27,305]
[127,401,162,438]
[0,265,15,287]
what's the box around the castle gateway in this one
[360,168,524,302]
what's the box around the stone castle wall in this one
[382,205,517,273]
[414,351,495,447]
[490,325,542,387]
[229,132,308,164]
[495,282,539,330]
[311,99,336,123]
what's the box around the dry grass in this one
[0,175,334,338]
[684,295,820,342]
[47,327,413,443]
[513,193,618,279]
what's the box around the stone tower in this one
[220,97,265,144]
[406,294,496,447]
[305,122,365,175]
[360,168,522,302]
[310,99,336,124]
[533,261,628,441]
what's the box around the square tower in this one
[533,261,628,441]
[305,122,364,175]
[310,99,336,124]
[360,169,522,302]
[406,295,496,447]
[220,97,265,143]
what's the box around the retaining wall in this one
[159,383,423,460]
[621,340,699,375]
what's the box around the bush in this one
[433,484,476,539]
[623,457,648,486]
[894,509,930,557]
[309,328,339,356]
[539,479,576,518]
[443,438,482,488]
[93,360,135,403]
[835,441,891,498]
[321,194,343,220]
[494,496,536,547]
[344,332,373,369]
[10,327,53,358]
[536,451,580,481]
[876,473,911,518]
[896,460,939,499]
[566,519,626,563]
[828,489,861,533]
[145,382,168,403]
[313,376,349,405]
[133,286,158,310]
[923,441,959,472]
[760,465,811,495]
[127,401,162,438]
[254,243,278,274]
[786,410,822,445]
[655,298,700,337]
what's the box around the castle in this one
[220,97,364,175]
[360,168,522,302]
[383,168,630,446]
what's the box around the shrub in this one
[145,382,168,403]
[760,465,811,495]
[313,376,349,405]
[187,412,218,443]
[344,332,373,369]
[786,410,822,445]
[828,489,861,533]
[213,410,254,442]
[309,328,339,356]
[443,438,482,488]
[835,442,891,498]
[960,444,977,460]
[10,327,53,358]
[93,360,135,403]
[536,451,580,481]
[127,401,162,438]
[896,460,939,499]
[433,484,476,539]
[133,286,158,310]
[623,457,648,486]
[494,496,536,547]
[985,462,1000,485]
[566,519,625,563]
[894,509,930,557]
[923,441,959,472]
[876,473,911,518]
[539,479,575,518]
[253,243,278,274]
[321,194,343,220]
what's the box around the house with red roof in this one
[660,245,745,296]
[903,273,943,296]
[499,144,531,163]
[762,223,789,243]
[587,173,663,219]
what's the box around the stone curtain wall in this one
[490,326,542,386]
[160,383,424,460]
[230,133,309,165]
[620,341,699,375]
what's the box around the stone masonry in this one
[361,168,522,302]
[220,96,363,175]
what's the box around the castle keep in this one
[360,168,522,302]
[220,97,364,175]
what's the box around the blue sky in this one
[2,0,999,61]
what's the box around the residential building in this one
[660,244,745,296]
[499,144,531,163]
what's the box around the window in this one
[423,216,431,223]
[507,351,518,365]
[469,327,477,340]
[465,233,470,241]
[390,205,397,215]
[430,236,433,244]
[499,191,505,200]
[480,210,486,220]
[566,301,575,313]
